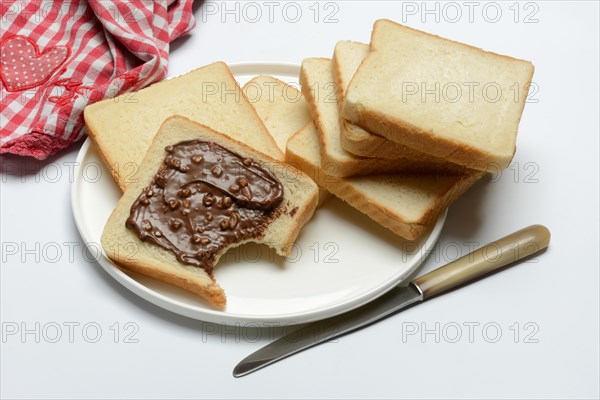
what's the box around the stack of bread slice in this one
[282,19,533,240]
[83,19,533,307]
[241,71,483,240]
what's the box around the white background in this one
[1,1,599,398]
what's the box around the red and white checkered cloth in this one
[0,0,196,159]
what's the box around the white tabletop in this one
[1,1,599,399]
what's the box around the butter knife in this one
[233,224,551,377]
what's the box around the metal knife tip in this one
[232,360,260,378]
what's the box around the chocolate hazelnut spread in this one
[126,140,284,275]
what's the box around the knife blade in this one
[234,283,423,377]
[233,224,550,377]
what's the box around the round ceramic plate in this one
[71,62,446,326]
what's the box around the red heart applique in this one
[0,36,69,92]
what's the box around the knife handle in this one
[413,225,550,300]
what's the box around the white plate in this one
[71,62,446,326]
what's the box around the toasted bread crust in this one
[331,43,405,160]
[338,119,413,160]
[300,58,470,178]
[85,109,129,192]
[286,124,483,240]
[102,224,227,307]
[348,105,508,172]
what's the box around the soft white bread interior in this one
[343,20,534,172]
[102,116,318,307]
[286,123,483,240]
[243,76,312,151]
[85,62,283,191]
[243,75,330,206]
[300,58,468,178]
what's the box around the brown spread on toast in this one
[126,140,284,275]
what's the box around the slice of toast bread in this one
[102,116,318,307]
[286,123,483,240]
[300,58,463,178]
[333,41,467,173]
[243,75,330,206]
[343,20,534,172]
[85,62,283,192]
